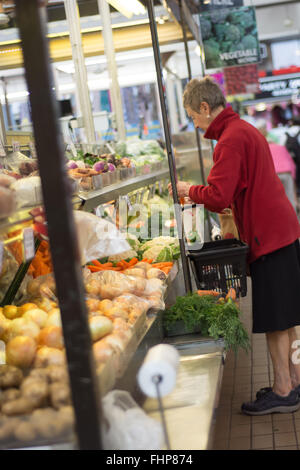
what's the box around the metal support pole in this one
[97,0,126,141]
[179,0,213,240]
[1,78,12,130]
[64,0,96,144]
[0,101,6,146]
[15,0,102,450]
[147,0,192,294]
[175,78,187,128]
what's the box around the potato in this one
[38,326,64,350]
[33,414,64,439]
[0,388,21,406]
[88,315,113,342]
[2,398,36,416]
[0,365,23,388]
[147,268,167,281]
[3,305,22,320]
[28,368,49,382]
[49,382,71,409]
[6,336,37,368]
[9,317,40,340]
[135,262,152,271]
[85,298,101,313]
[123,268,146,278]
[23,309,48,328]
[59,405,75,428]
[14,420,37,442]
[85,279,100,296]
[46,365,69,384]
[0,418,20,441]
[103,306,128,321]
[131,278,147,296]
[21,379,49,407]
[34,346,65,368]
[45,309,62,328]
[93,340,114,364]
[98,299,113,312]
[32,297,57,313]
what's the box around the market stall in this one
[0,0,250,451]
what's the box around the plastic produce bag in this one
[101,390,163,450]
[12,176,43,208]
[73,211,130,266]
[0,151,37,175]
[0,174,17,219]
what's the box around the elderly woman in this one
[169,77,300,416]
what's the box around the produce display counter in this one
[78,165,185,211]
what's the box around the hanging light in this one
[106,0,146,19]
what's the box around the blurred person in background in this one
[256,119,297,212]
[169,77,300,416]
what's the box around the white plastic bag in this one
[101,390,163,450]
[73,211,130,265]
[12,176,43,208]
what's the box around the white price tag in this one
[29,142,37,159]
[12,141,20,152]
[0,242,3,273]
[23,228,35,261]
[0,139,6,157]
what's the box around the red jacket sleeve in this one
[189,143,247,212]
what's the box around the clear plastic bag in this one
[73,211,130,266]
[12,176,43,208]
[101,390,163,450]
[26,273,57,302]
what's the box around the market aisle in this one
[212,279,300,450]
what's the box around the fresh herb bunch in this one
[163,293,250,354]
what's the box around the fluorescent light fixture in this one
[106,0,146,19]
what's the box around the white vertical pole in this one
[97,0,126,141]
[175,78,187,128]
[165,73,179,134]
[64,0,95,143]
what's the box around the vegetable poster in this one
[200,6,261,69]
[224,64,260,95]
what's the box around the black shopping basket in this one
[187,239,249,297]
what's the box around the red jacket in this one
[189,107,300,263]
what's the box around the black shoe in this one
[242,389,300,416]
[256,384,300,400]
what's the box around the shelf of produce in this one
[0,196,82,238]
[78,166,184,211]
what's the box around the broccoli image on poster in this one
[200,6,260,69]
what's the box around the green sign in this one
[200,6,260,69]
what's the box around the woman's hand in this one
[168,181,192,199]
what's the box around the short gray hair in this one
[183,77,226,113]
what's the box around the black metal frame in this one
[15,0,102,450]
[146,0,192,294]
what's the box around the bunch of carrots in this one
[86,258,173,275]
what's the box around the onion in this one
[23,309,48,328]
[6,336,37,368]
[38,326,64,349]
[45,309,62,328]
[88,315,113,342]
[93,161,106,173]
[10,317,40,340]
[66,160,78,170]
[34,346,65,368]
[108,163,116,172]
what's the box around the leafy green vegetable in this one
[163,294,250,354]
[156,246,173,262]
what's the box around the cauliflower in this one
[108,249,138,262]
[140,236,180,262]
[141,236,178,251]
[126,233,140,251]
[142,246,173,262]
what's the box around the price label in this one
[12,141,20,152]
[0,138,6,157]
[29,142,37,159]
[23,228,35,261]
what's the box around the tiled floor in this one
[212,279,300,450]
